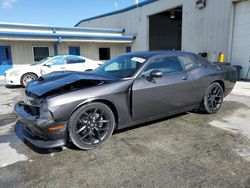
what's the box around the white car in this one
[5,55,103,87]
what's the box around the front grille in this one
[21,102,40,117]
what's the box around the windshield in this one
[31,57,51,65]
[94,55,146,78]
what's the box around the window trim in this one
[137,55,185,79]
[32,46,50,62]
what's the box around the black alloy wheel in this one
[200,82,224,114]
[68,102,115,150]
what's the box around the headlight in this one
[36,100,54,126]
[8,70,20,76]
[37,100,54,126]
[39,100,50,119]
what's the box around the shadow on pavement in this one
[115,112,188,134]
[5,85,23,89]
[13,112,189,153]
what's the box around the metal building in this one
[77,0,250,79]
[0,23,134,75]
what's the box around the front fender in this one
[47,80,134,124]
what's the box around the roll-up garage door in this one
[231,0,250,79]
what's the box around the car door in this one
[41,56,66,75]
[178,55,206,105]
[132,55,193,121]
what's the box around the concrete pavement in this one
[0,81,250,188]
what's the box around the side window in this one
[143,56,184,75]
[178,56,199,70]
[49,57,66,65]
[66,57,85,64]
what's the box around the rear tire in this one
[200,82,224,114]
[68,102,115,150]
[21,73,38,87]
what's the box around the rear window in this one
[66,56,85,64]
[178,56,199,70]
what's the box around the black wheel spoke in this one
[79,131,90,140]
[94,128,102,141]
[83,112,92,120]
[78,119,87,125]
[213,87,218,95]
[96,109,104,122]
[96,126,109,131]
[211,100,214,109]
[207,98,213,107]
[98,119,110,124]
[77,125,87,134]
[89,134,95,145]
[92,108,98,118]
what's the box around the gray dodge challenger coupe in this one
[14,51,236,150]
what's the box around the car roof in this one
[52,55,84,59]
[124,51,196,59]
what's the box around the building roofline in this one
[75,0,159,26]
[0,22,125,33]
[0,31,135,41]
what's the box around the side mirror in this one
[43,64,51,68]
[150,70,163,78]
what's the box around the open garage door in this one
[231,1,250,80]
[149,7,182,51]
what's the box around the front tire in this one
[68,102,115,150]
[21,73,38,87]
[200,82,224,114]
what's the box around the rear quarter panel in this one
[216,64,237,96]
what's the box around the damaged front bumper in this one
[14,101,67,149]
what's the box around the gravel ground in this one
[0,80,250,188]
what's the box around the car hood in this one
[26,71,116,97]
[5,65,32,74]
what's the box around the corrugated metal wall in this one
[57,42,125,60]
[0,41,54,65]
[78,0,234,62]
[0,41,125,65]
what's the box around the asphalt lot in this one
[0,80,250,188]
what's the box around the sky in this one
[0,0,144,27]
